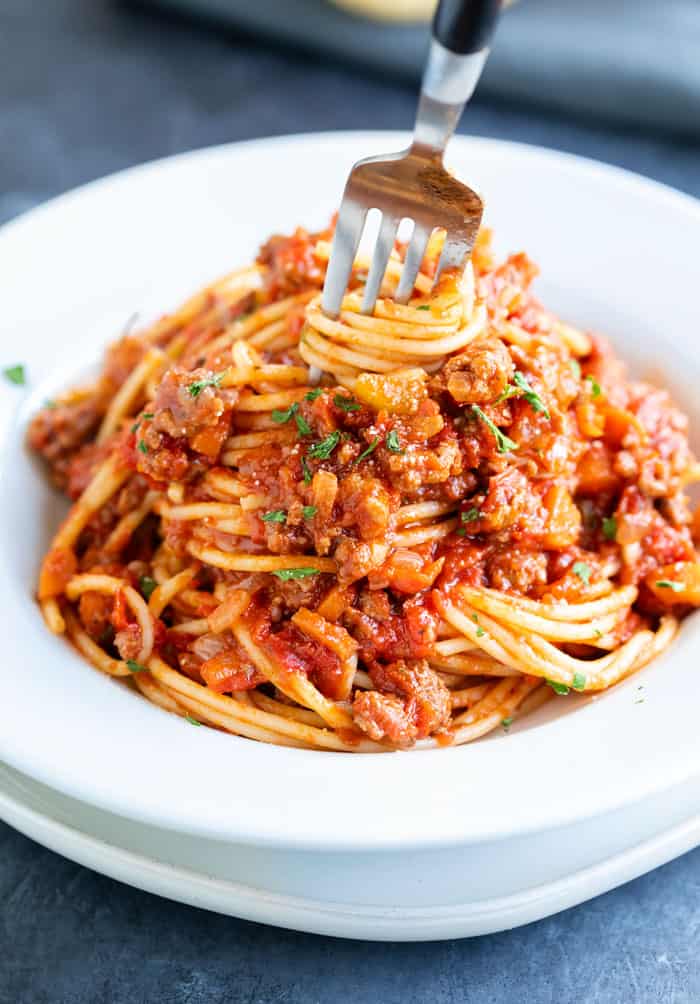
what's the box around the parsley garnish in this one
[301,456,313,485]
[302,506,317,519]
[546,679,570,696]
[471,613,486,638]
[271,567,320,580]
[594,628,603,639]
[356,437,379,464]
[513,371,550,418]
[262,510,286,523]
[573,561,591,584]
[656,580,684,592]
[307,431,340,460]
[602,516,617,541]
[305,388,323,401]
[334,394,360,412]
[3,364,25,385]
[295,412,312,436]
[462,508,480,523]
[185,715,202,726]
[385,430,404,454]
[143,412,154,420]
[126,659,148,673]
[572,671,587,691]
[586,375,602,398]
[502,716,514,731]
[471,405,518,454]
[137,440,148,455]
[139,576,157,600]
[570,359,581,379]
[272,402,299,424]
[416,304,431,311]
[187,372,223,398]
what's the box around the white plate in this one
[2,759,699,940]
[1,132,700,851]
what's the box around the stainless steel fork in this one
[322,0,503,318]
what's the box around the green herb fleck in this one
[476,626,485,638]
[3,364,25,386]
[656,580,684,592]
[262,510,287,524]
[546,679,570,696]
[271,567,320,581]
[502,716,514,731]
[187,372,223,398]
[461,508,480,523]
[272,402,299,424]
[356,437,379,464]
[602,516,617,541]
[307,431,341,460]
[126,659,148,674]
[570,359,581,379]
[573,561,591,584]
[586,375,602,398]
[416,304,431,311]
[572,671,587,691]
[143,412,154,420]
[334,394,360,413]
[593,628,603,639]
[471,405,518,454]
[385,430,404,454]
[302,506,317,520]
[301,456,313,485]
[185,715,202,726]
[305,388,323,401]
[137,440,148,455]
[295,411,312,436]
[513,371,550,418]
[139,576,157,600]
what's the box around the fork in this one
[322,0,502,318]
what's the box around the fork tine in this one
[394,223,432,304]
[321,199,368,318]
[435,234,470,285]
[361,214,399,315]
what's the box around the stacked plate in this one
[1,133,699,940]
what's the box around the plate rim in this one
[2,130,700,851]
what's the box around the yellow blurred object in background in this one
[329,0,436,23]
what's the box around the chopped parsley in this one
[656,580,684,592]
[385,430,404,454]
[602,516,617,541]
[302,506,317,519]
[334,394,360,412]
[3,364,26,385]
[462,508,480,523]
[573,561,591,584]
[471,613,486,638]
[305,388,323,401]
[272,402,299,424]
[307,431,341,460]
[572,671,587,692]
[546,679,570,696]
[570,359,581,379]
[301,456,313,485]
[586,375,602,398]
[593,628,603,639]
[184,715,202,726]
[187,372,223,398]
[501,716,514,731]
[139,576,157,600]
[137,440,148,455]
[126,659,148,673]
[513,371,550,418]
[356,437,379,464]
[262,510,287,523]
[471,405,518,454]
[294,412,312,436]
[416,304,431,311]
[271,567,320,581]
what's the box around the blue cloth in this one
[142,0,700,135]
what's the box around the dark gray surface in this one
[2,1,700,1000]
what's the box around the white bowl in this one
[1,134,700,905]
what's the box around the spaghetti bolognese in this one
[29,222,700,750]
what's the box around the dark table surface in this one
[2,2,700,1001]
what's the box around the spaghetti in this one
[29,221,700,751]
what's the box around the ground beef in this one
[435,335,514,404]
[353,659,450,746]
[27,398,104,491]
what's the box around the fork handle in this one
[415,0,502,156]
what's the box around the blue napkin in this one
[142,0,700,136]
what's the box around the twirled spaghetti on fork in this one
[29,222,700,751]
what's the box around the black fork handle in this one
[433,0,503,55]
